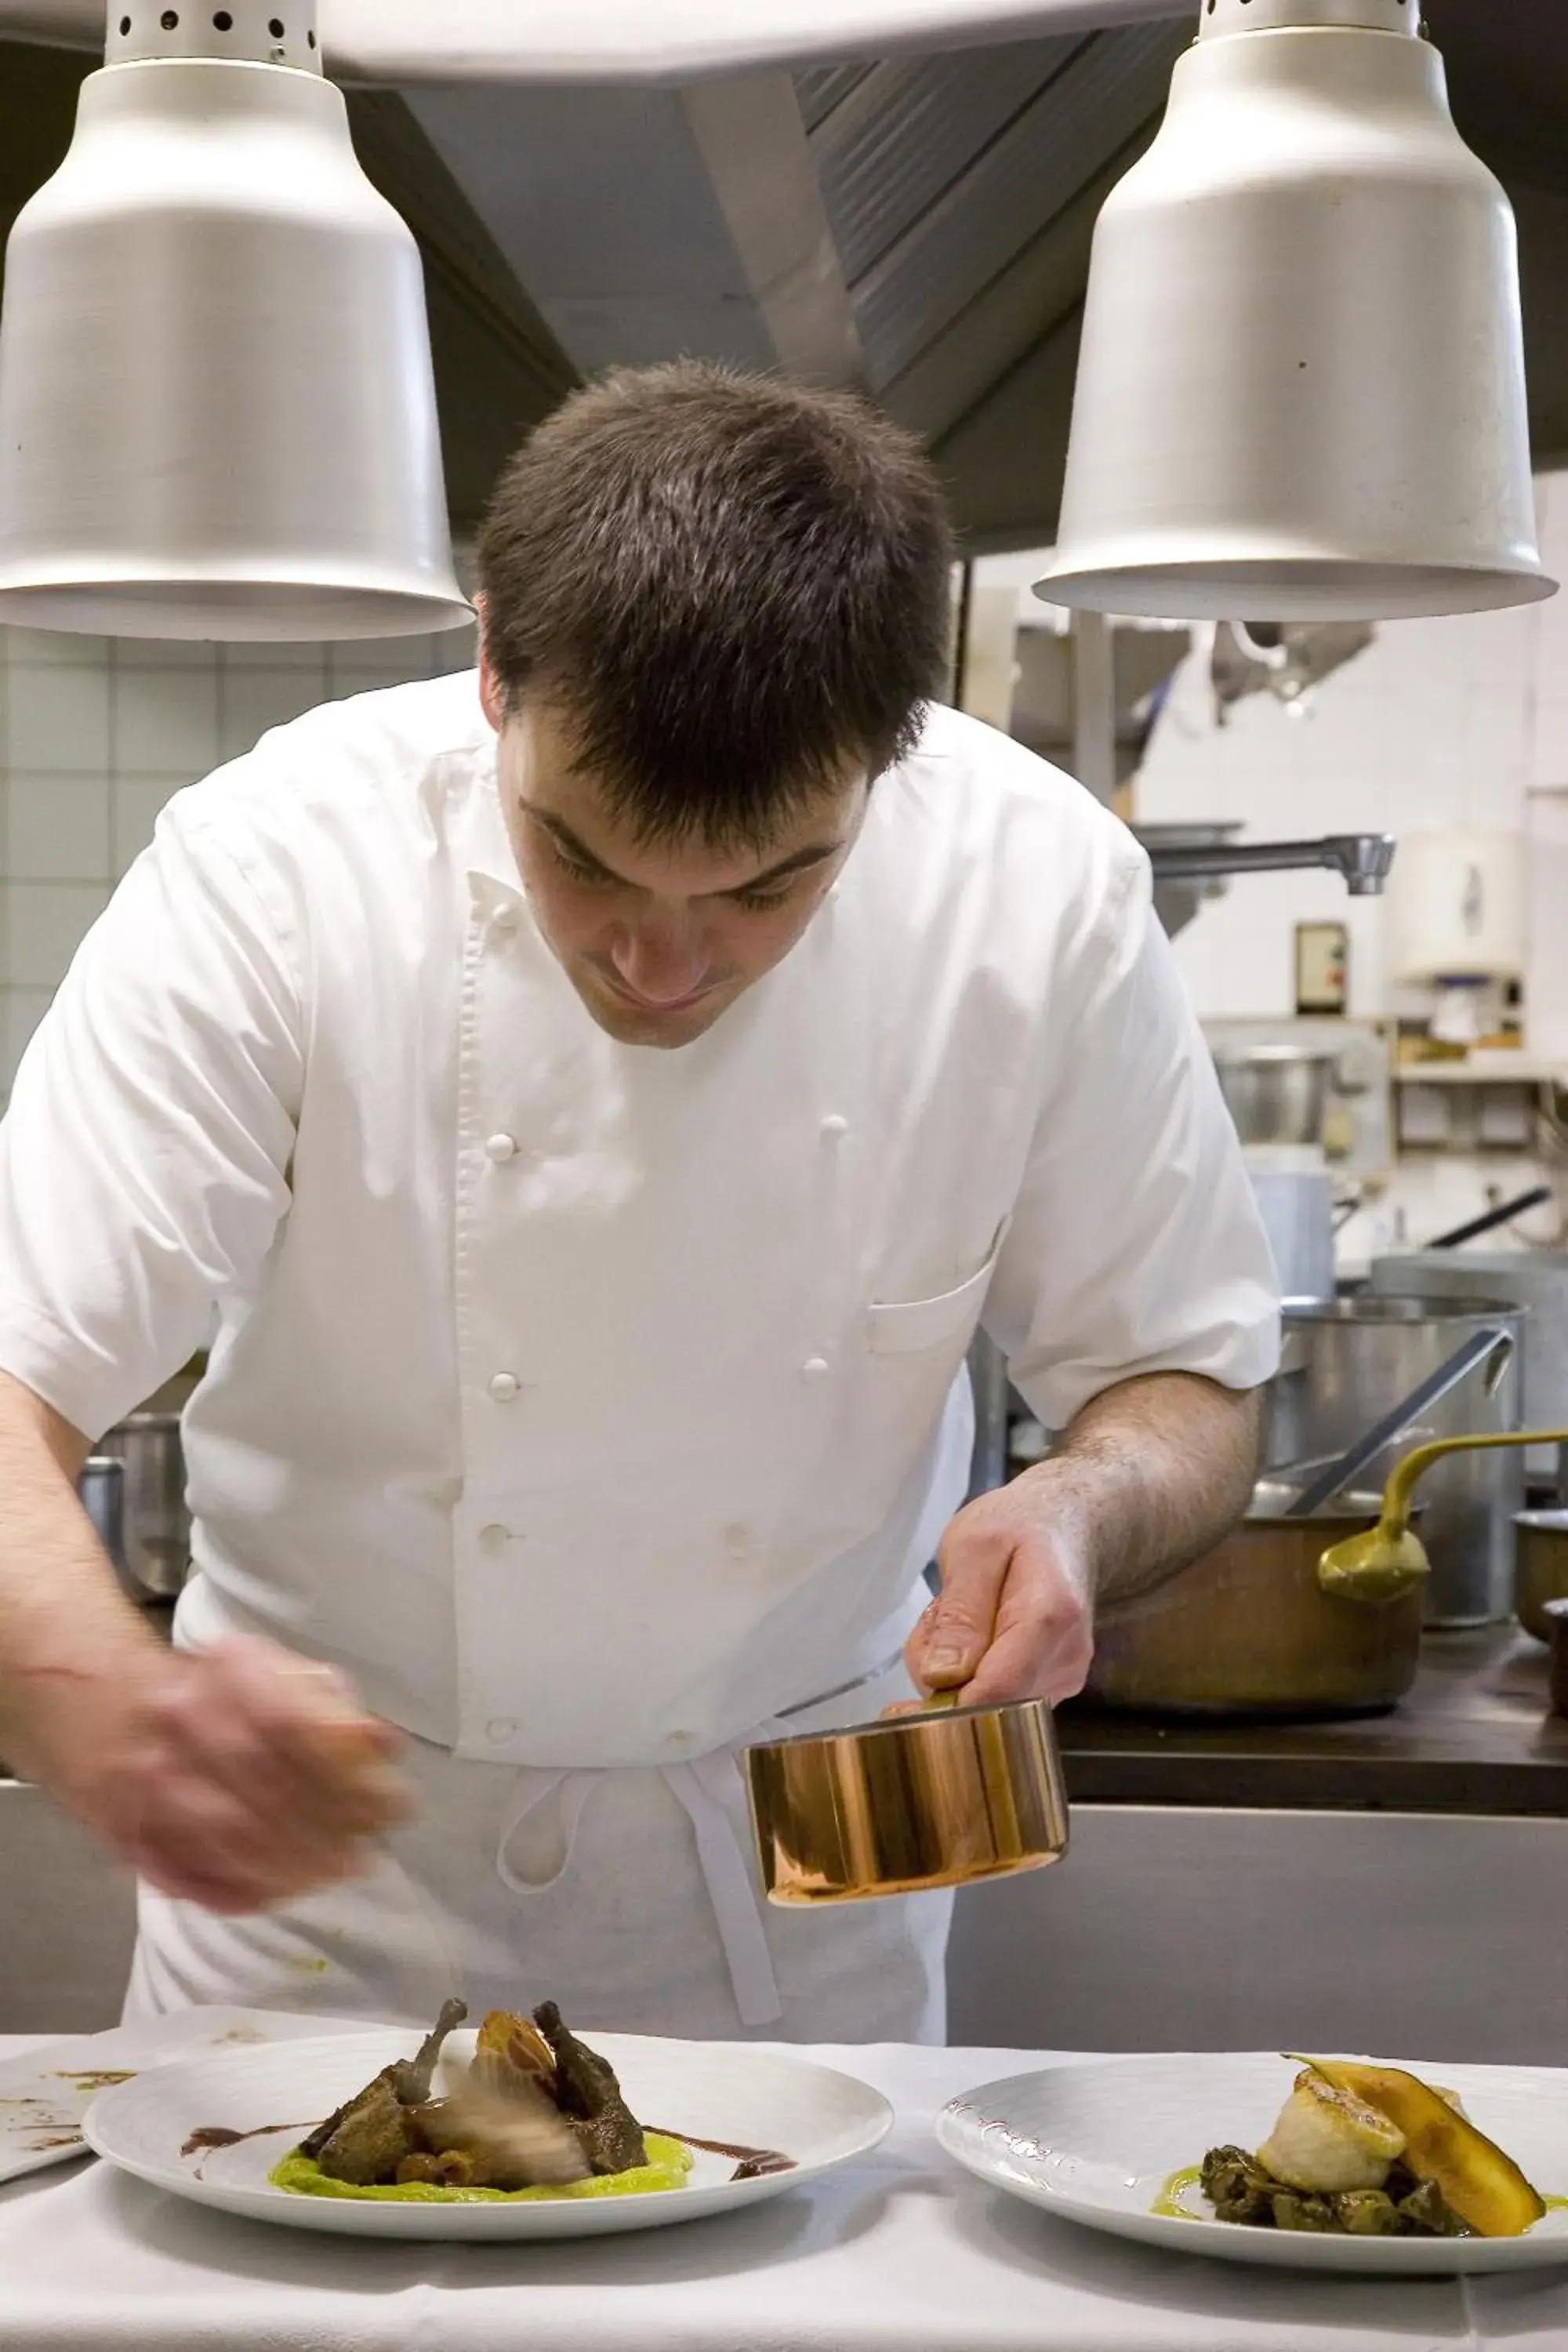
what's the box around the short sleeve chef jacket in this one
[0,679,1279,1767]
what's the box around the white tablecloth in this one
[2,2034,1564,2350]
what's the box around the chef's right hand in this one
[77,1635,412,1913]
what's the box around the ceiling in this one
[3,2,1568,548]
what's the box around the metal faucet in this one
[1145,833,1396,896]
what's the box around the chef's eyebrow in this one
[526,808,842,893]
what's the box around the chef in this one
[0,361,1278,2042]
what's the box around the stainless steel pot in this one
[1247,1166,1336,1305]
[1213,1046,1334,1149]
[94,1412,190,1600]
[1370,1251,1568,1488]
[1082,1481,1425,1719]
[1266,1295,1525,1627]
[76,1455,125,1570]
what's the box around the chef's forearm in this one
[0,1371,165,1793]
[1017,1370,1263,1607]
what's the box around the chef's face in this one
[484,683,869,1049]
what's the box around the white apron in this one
[122,1640,953,2042]
[125,1366,973,2038]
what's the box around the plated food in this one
[268,1996,704,2204]
[937,2053,1568,2275]
[83,2013,894,2240]
[1192,2056,1547,2239]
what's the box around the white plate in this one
[938,2053,1568,2274]
[0,2007,373,2187]
[84,2026,892,2239]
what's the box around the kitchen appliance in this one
[1514,1512,1568,1643]
[1081,1480,1424,1719]
[1370,1252,1568,1490]
[1266,1295,1526,1625]
[0,0,470,641]
[743,1696,1069,1904]
[1284,1323,1514,1521]
[1033,0,1551,622]
[1386,826,1525,1046]
[93,1412,190,1602]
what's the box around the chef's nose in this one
[608,918,710,1004]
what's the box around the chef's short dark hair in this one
[477,361,954,848]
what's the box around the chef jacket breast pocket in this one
[832,1226,1009,1531]
[866,1249,1002,1359]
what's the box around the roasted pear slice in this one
[473,2008,558,2097]
[1295,2059,1544,2238]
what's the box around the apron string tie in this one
[495,1769,598,1893]
[490,1650,906,2029]
[660,1751,783,2030]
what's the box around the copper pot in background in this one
[1515,1511,1568,1644]
[1080,1480,1425,1719]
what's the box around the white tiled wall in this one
[1132,472,1568,1031]
[0,622,477,1093]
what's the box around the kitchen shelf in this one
[1394,1058,1568,1086]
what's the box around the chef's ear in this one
[475,596,506,734]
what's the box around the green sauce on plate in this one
[269,2132,693,2205]
[1152,2165,1204,2220]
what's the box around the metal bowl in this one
[743,1697,1069,1906]
[1212,1045,1335,1149]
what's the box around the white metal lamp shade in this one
[1035,0,1556,624]
[0,0,471,640]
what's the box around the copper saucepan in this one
[743,1692,1069,1906]
[1080,1481,1426,1719]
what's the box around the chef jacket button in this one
[801,1356,831,1381]
[488,1371,521,1403]
[485,1718,518,1745]
[485,1132,518,1163]
[819,1114,849,1142]
[479,1522,510,1552]
[490,906,519,938]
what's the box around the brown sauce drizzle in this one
[650,2127,796,2183]
[180,2122,306,2171]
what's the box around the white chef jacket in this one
[0,677,1279,1773]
